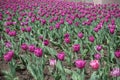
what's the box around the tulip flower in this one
[43,39,49,46]
[114,50,120,58]
[49,59,56,67]
[110,68,120,77]
[72,44,80,52]
[75,59,86,69]
[28,44,36,52]
[64,37,70,44]
[34,48,43,57]
[96,45,102,51]
[57,52,65,61]
[94,53,101,60]
[78,32,83,39]
[21,43,28,51]
[89,36,95,43]
[90,60,100,70]
[4,50,14,62]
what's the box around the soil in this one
[0,57,34,80]
[0,57,92,80]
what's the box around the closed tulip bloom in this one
[28,45,36,52]
[64,37,70,44]
[34,48,43,57]
[41,19,46,25]
[96,45,102,51]
[21,27,26,32]
[5,28,10,34]
[12,22,17,25]
[67,20,73,25]
[90,60,99,70]
[4,50,14,62]
[89,36,95,42]
[93,27,99,32]
[75,59,86,69]
[8,31,16,37]
[57,52,65,61]
[109,28,115,34]
[5,41,11,48]
[49,26,53,30]
[26,26,32,32]
[21,43,28,51]
[75,22,79,27]
[78,32,83,39]
[43,39,49,46]
[94,53,101,60]
[72,44,80,52]
[114,50,120,58]
[110,68,120,77]
[55,23,60,29]
[39,36,43,41]
[49,59,56,67]
[64,33,70,38]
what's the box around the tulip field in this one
[0,0,120,80]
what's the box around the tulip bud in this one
[75,59,86,69]
[90,60,99,70]
[57,52,65,61]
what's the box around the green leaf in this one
[64,68,72,74]
[56,61,63,71]
[72,71,79,80]
[89,71,98,80]
[27,64,37,80]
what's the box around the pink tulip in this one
[90,60,99,70]
[49,59,56,67]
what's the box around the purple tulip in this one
[109,28,115,34]
[4,50,14,62]
[89,36,95,43]
[93,27,99,32]
[41,19,46,25]
[5,28,10,34]
[55,23,60,29]
[21,27,26,32]
[5,41,11,48]
[28,45,36,52]
[94,53,101,60]
[67,20,73,25]
[39,36,43,41]
[21,43,28,51]
[57,52,65,61]
[43,39,49,46]
[75,59,86,69]
[8,31,16,37]
[64,37,70,44]
[49,26,53,30]
[78,32,83,39]
[34,48,43,57]
[64,33,70,38]
[114,50,120,58]
[96,45,102,51]
[26,26,32,32]
[75,22,79,27]
[72,44,80,52]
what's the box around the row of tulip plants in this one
[0,0,120,80]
